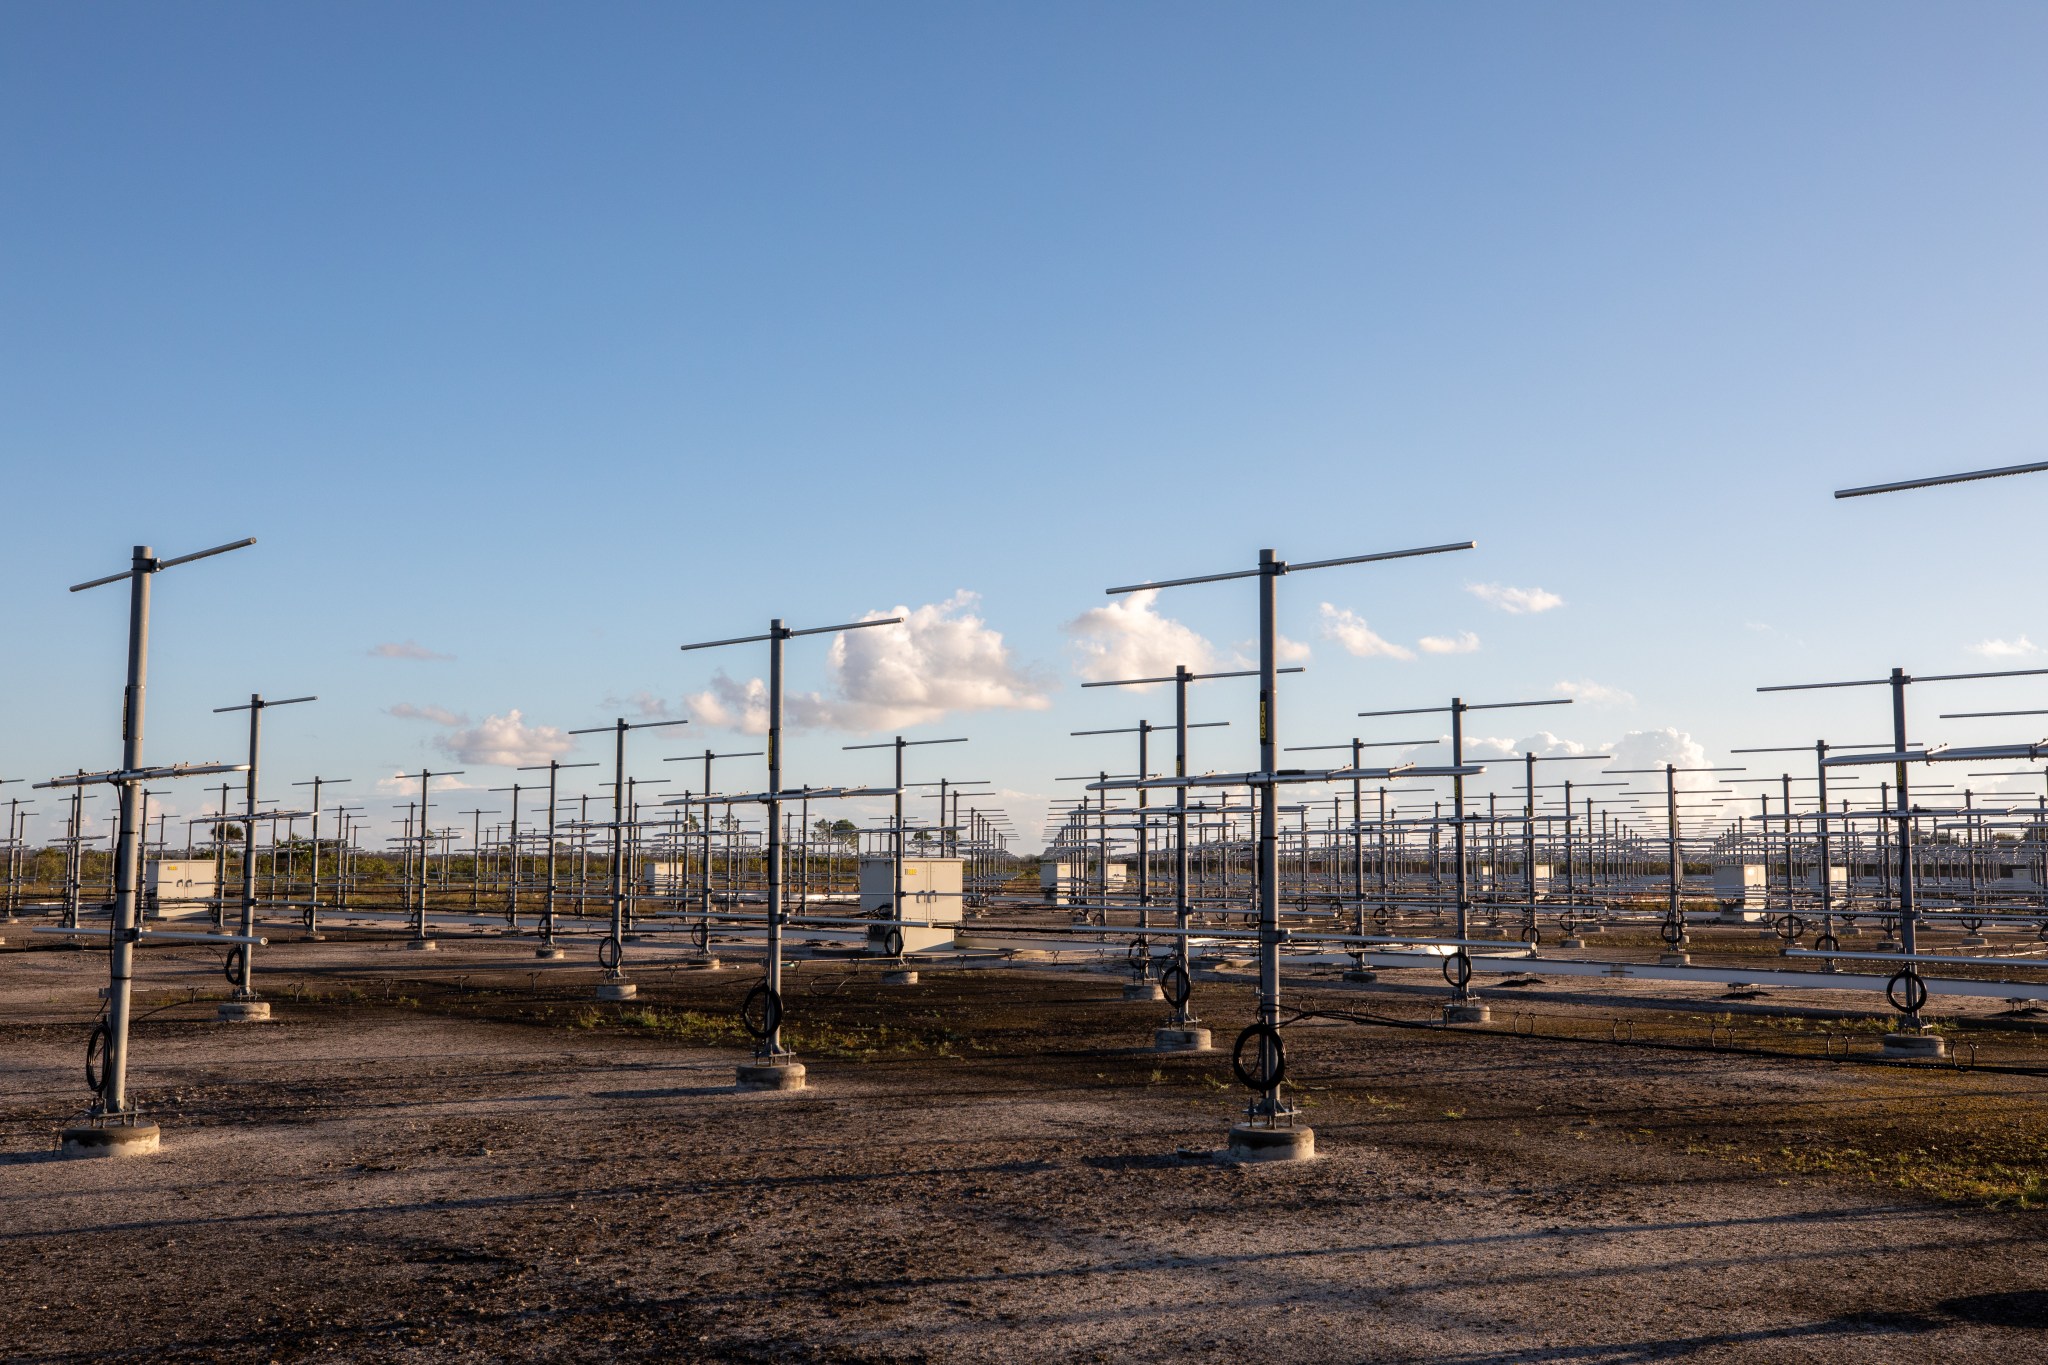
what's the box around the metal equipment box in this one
[1037,859,1126,905]
[860,855,962,954]
[145,859,218,921]
[1713,861,1767,919]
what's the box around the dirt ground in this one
[4,933,2048,1363]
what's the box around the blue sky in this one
[5,3,2048,849]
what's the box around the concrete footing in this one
[535,945,566,960]
[1226,1123,1316,1162]
[405,938,437,951]
[881,970,919,986]
[298,933,325,942]
[595,981,637,1001]
[216,1000,272,1023]
[60,1122,160,1159]
[1154,1026,1212,1053]
[1123,981,1165,1002]
[1560,937,1585,949]
[1342,969,1378,984]
[1443,1002,1491,1024]
[1658,952,1692,967]
[1882,1031,1947,1058]
[736,1061,807,1092]
[1962,935,1989,946]
[682,957,722,971]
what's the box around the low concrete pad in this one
[1342,969,1378,984]
[60,1122,161,1159]
[216,1000,272,1023]
[1659,953,1692,967]
[881,970,919,986]
[1883,1032,1947,1058]
[1154,1026,1212,1053]
[680,957,722,971]
[535,946,566,960]
[736,1061,807,1092]
[405,939,437,952]
[1226,1123,1315,1162]
[1444,1003,1491,1025]
[595,981,637,1001]
[1122,982,1165,1002]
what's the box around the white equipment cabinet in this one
[860,855,962,954]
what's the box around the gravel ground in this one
[3,934,2047,1363]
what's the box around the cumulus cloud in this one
[370,640,454,661]
[1467,583,1564,615]
[435,710,575,766]
[693,592,1052,733]
[1968,636,2041,659]
[1418,631,1481,655]
[1066,590,1216,687]
[1605,728,1720,795]
[1318,604,1415,661]
[1553,679,1635,706]
[388,702,468,726]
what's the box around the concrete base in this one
[216,1000,272,1023]
[1876,940,1901,952]
[1154,1026,1212,1053]
[405,938,437,951]
[1560,937,1585,949]
[535,945,566,960]
[1962,935,1989,946]
[1226,1123,1316,1162]
[297,933,325,942]
[1882,1031,1947,1058]
[595,981,637,1001]
[881,970,919,986]
[1123,982,1165,1002]
[60,1122,161,1159]
[736,1061,807,1092]
[1342,969,1378,984]
[1659,952,1692,967]
[1443,1003,1491,1024]
[680,957,722,971]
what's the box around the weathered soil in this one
[4,934,2047,1362]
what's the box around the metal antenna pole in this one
[104,548,152,1113]
[766,620,785,1047]
[1245,548,1279,1119]
[682,611,905,1084]
[1890,668,1919,1005]
[54,535,255,1140]
[566,718,686,991]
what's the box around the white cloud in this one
[1065,589,1216,688]
[1467,583,1564,615]
[435,710,575,766]
[1968,636,2041,659]
[1418,631,1481,655]
[374,769,485,796]
[692,592,1052,733]
[1405,731,1589,764]
[388,702,468,726]
[1606,729,1719,796]
[1318,603,1414,661]
[1554,679,1636,707]
[607,690,677,719]
[370,640,454,661]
